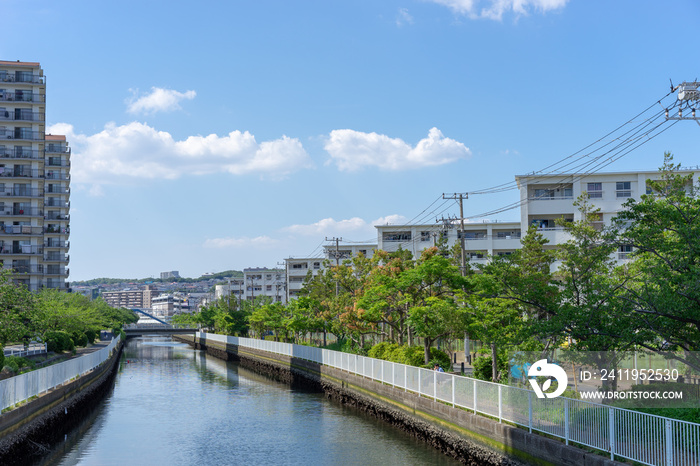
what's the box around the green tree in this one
[614,153,700,371]
[0,271,35,345]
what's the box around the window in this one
[616,181,631,198]
[534,189,554,199]
[313,262,320,270]
[459,231,486,240]
[420,231,431,242]
[618,244,633,260]
[292,263,307,269]
[382,231,411,242]
[587,182,602,198]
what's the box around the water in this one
[38,336,460,465]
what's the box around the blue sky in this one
[2,0,699,280]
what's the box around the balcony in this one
[45,280,69,290]
[0,207,43,217]
[0,148,41,160]
[45,267,69,277]
[0,187,43,197]
[0,91,45,103]
[44,199,69,208]
[44,253,69,263]
[0,74,45,84]
[1,225,42,235]
[45,146,70,155]
[44,240,69,248]
[45,186,69,195]
[0,245,42,255]
[45,212,69,221]
[0,129,44,141]
[0,111,45,123]
[43,226,69,235]
[2,264,44,274]
[0,168,43,179]
[44,172,70,181]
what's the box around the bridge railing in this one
[0,337,121,412]
[199,332,699,466]
[124,323,196,330]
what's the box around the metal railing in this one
[200,332,700,466]
[0,337,121,412]
[0,111,45,122]
[0,91,45,103]
[0,149,41,160]
[0,74,45,84]
[3,343,47,358]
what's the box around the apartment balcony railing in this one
[0,91,45,103]
[0,148,41,160]
[0,187,43,197]
[528,194,574,201]
[43,254,69,263]
[44,212,69,221]
[0,207,43,217]
[2,264,44,274]
[0,129,44,141]
[0,74,45,84]
[0,168,43,179]
[45,146,70,155]
[45,281,69,290]
[45,186,69,194]
[44,172,69,181]
[1,225,42,235]
[45,267,68,277]
[495,233,522,240]
[0,245,42,255]
[0,111,45,123]
[44,199,69,208]
[45,159,70,168]
[44,240,69,248]
[43,226,69,235]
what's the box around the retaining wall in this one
[179,334,623,466]
[0,341,123,465]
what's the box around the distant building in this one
[101,285,160,309]
[160,270,180,279]
[151,294,189,317]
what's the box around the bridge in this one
[123,323,198,337]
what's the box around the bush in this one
[45,330,75,353]
[5,356,35,371]
[4,360,19,373]
[0,347,4,370]
[473,353,508,383]
[74,333,88,347]
[427,347,451,371]
[85,329,97,344]
[367,342,399,360]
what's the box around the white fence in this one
[0,337,121,413]
[200,332,700,466]
[3,343,47,358]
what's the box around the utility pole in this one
[325,236,342,296]
[443,193,470,366]
[442,193,468,276]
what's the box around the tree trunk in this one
[491,342,499,382]
[424,338,431,365]
[407,327,413,347]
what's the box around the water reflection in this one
[41,336,459,466]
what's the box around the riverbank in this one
[0,340,123,465]
[176,333,622,466]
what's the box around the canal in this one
[37,336,460,465]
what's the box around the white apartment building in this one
[0,61,70,291]
[285,242,377,300]
[215,268,286,304]
[375,169,698,264]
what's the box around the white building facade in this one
[0,61,70,291]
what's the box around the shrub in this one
[0,347,4,369]
[473,353,508,383]
[5,356,35,371]
[74,333,88,347]
[367,342,399,360]
[45,330,75,353]
[4,360,19,373]
[85,329,97,344]
[427,348,451,371]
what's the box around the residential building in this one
[244,268,286,303]
[0,61,70,291]
[102,285,160,309]
[151,294,189,317]
[160,270,180,279]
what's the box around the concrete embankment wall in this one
[0,341,123,465]
[177,334,622,466]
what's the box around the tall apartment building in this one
[101,285,160,309]
[0,61,70,291]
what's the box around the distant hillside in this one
[72,270,244,286]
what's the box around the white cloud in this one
[325,127,470,172]
[396,8,414,26]
[48,122,314,185]
[283,214,408,237]
[429,0,567,20]
[127,87,196,115]
[203,236,278,249]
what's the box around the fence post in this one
[434,370,437,401]
[452,375,455,407]
[498,385,502,423]
[528,391,532,433]
[404,364,407,392]
[609,408,615,460]
[564,398,569,445]
[473,379,477,414]
[392,363,395,387]
[665,419,673,466]
[418,369,421,396]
